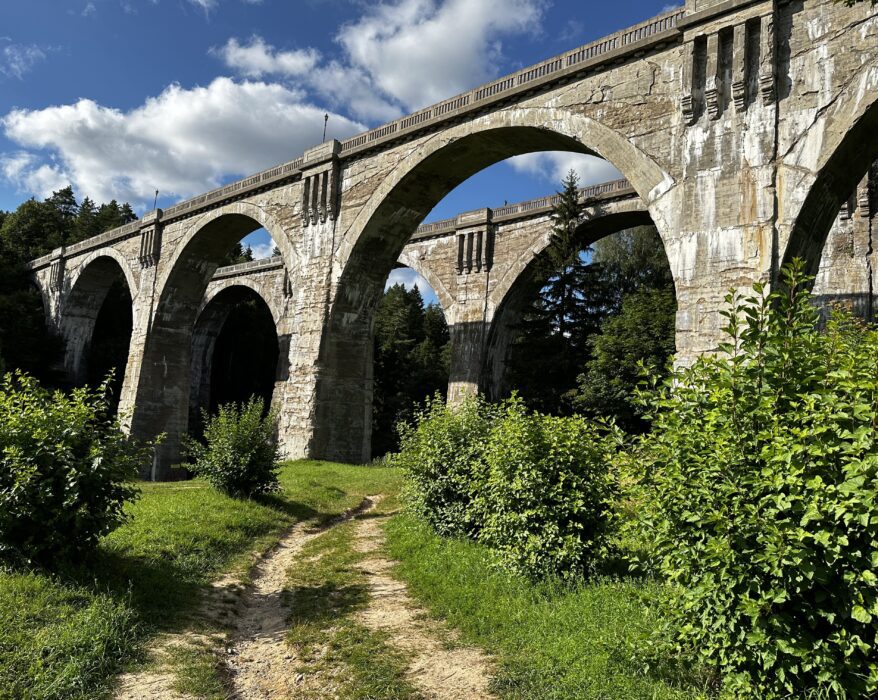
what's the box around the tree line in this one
[0,187,137,380]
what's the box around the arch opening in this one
[62,255,134,410]
[128,212,288,478]
[486,211,676,433]
[783,99,878,277]
[316,118,672,461]
[189,285,280,437]
[371,265,450,458]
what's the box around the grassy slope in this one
[385,515,710,700]
[0,460,401,700]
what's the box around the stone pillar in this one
[447,208,494,404]
[279,141,350,462]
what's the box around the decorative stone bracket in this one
[301,140,340,227]
[680,9,776,125]
[455,208,495,275]
[49,248,65,292]
[139,209,163,268]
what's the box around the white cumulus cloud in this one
[2,77,364,206]
[215,0,546,122]
[507,152,623,187]
[211,37,319,78]
[337,0,545,112]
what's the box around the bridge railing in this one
[28,6,681,271]
[213,255,284,278]
[409,177,637,241]
[338,7,684,157]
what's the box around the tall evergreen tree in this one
[505,170,609,413]
[372,282,450,456]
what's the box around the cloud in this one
[212,37,319,78]
[82,2,97,17]
[0,41,47,80]
[337,0,545,112]
[188,0,217,11]
[249,241,276,259]
[2,77,364,206]
[1,152,69,197]
[507,152,622,187]
[215,0,546,122]
[386,267,438,303]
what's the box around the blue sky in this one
[0,0,677,300]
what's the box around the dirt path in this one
[114,499,373,700]
[223,498,374,698]
[117,499,497,700]
[353,515,498,700]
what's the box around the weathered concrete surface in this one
[29,0,878,476]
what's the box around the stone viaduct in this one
[28,0,878,478]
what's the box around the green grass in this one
[385,514,711,700]
[0,460,402,700]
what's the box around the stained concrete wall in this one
[29,0,878,476]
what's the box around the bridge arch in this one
[153,201,295,305]
[395,249,456,313]
[782,66,878,276]
[189,283,281,433]
[126,205,295,478]
[483,206,659,401]
[60,252,136,396]
[316,106,676,461]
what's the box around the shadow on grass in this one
[286,581,370,627]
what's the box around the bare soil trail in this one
[114,499,373,700]
[224,498,375,698]
[353,514,498,700]
[116,498,497,700]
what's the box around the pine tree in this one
[372,283,450,456]
[505,170,605,413]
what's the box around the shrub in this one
[395,394,621,578]
[475,398,621,579]
[186,397,280,496]
[0,373,144,564]
[393,394,498,537]
[632,261,878,697]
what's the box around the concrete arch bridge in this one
[28,0,878,477]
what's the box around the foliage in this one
[0,373,145,564]
[372,282,449,456]
[395,394,620,578]
[504,175,675,418]
[475,398,622,579]
[0,187,135,262]
[186,396,280,496]
[506,170,607,413]
[220,241,255,266]
[591,225,674,307]
[393,394,498,537]
[574,287,676,432]
[631,261,878,698]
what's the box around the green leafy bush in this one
[395,395,620,578]
[393,394,498,537]
[186,397,280,496]
[476,398,621,579]
[632,261,878,697]
[0,373,144,563]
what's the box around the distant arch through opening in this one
[315,110,674,462]
[61,254,135,408]
[189,285,280,435]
